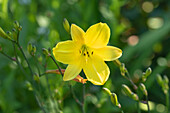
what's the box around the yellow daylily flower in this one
[53,22,122,85]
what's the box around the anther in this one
[91,51,93,55]
[83,53,86,56]
[79,50,81,53]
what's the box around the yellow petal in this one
[84,23,110,48]
[94,46,122,61]
[63,64,82,81]
[71,24,85,44]
[83,55,110,85]
[53,40,79,64]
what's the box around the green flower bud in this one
[34,73,40,83]
[131,93,139,101]
[32,45,36,55]
[25,81,33,91]
[14,21,20,29]
[156,74,163,86]
[13,21,22,31]
[120,63,126,76]
[18,25,22,31]
[142,67,152,82]
[139,83,148,96]
[103,87,112,95]
[63,18,70,33]
[37,55,43,63]
[122,84,132,97]
[27,43,33,55]
[113,59,121,67]
[0,27,12,41]
[163,75,169,84]
[122,84,139,101]
[42,48,51,56]
[111,93,121,108]
[12,28,18,41]
[6,31,12,37]
[146,67,152,76]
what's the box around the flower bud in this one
[103,87,112,95]
[156,74,163,86]
[120,63,126,76]
[6,31,12,37]
[37,55,43,63]
[63,18,70,33]
[163,75,169,84]
[12,28,18,41]
[0,27,12,41]
[139,83,148,96]
[146,67,152,76]
[111,93,121,108]
[34,73,40,83]
[162,75,169,94]
[142,67,152,82]
[14,21,20,29]
[27,43,33,55]
[18,25,22,31]
[131,93,139,101]
[122,84,132,97]
[25,81,33,91]
[113,59,121,67]
[32,45,36,55]
[42,48,51,56]
[122,84,139,101]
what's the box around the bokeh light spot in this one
[142,1,154,13]
[157,57,167,66]
[52,1,59,9]
[127,35,139,46]
[140,101,155,111]
[156,104,165,113]
[147,17,164,29]
[36,15,50,27]
[153,43,162,53]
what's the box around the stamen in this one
[86,51,90,57]
[83,53,86,56]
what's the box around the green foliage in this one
[0,0,170,113]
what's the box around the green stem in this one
[125,70,138,90]
[15,42,47,113]
[146,96,150,113]
[166,92,169,113]
[137,101,141,113]
[33,56,41,75]
[82,84,86,113]
[70,85,83,106]
[16,42,34,76]
[12,42,29,78]
[50,55,63,77]
[0,51,16,61]
[44,59,60,112]
[121,110,124,113]
[49,55,86,112]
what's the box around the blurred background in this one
[0,0,170,113]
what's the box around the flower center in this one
[79,45,93,58]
